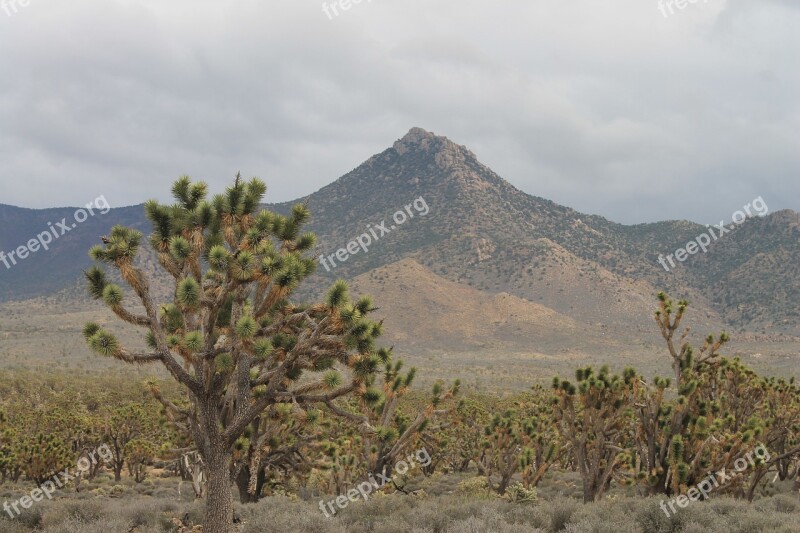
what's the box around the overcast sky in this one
[0,0,797,224]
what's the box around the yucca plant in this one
[83,175,392,532]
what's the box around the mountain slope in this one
[1,127,797,342]
[349,257,579,351]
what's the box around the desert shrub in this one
[40,499,105,529]
[754,493,798,514]
[0,489,22,500]
[2,478,800,532]
[447,512,547,533]
[62,499,104,522]
[0,522,29,533]
[116,499,165,528]
[418,470,480,497]
[159,500,178,513]
[7,506,43,530]
[723,507,798,533]
[70,490,95,501]
[548,495,578,531]
[631,497,679,533]
[151,486,182,501]
[456,476,491,497]
[239,495,345,533]
[563,498,641,532]
[563,518,640,533]
[342,493,548,532]
[498,503,552,530]
[421,496,543,531]
[679,524,708,533]
[505,482,537,503]
[179,501,205,527]
[41,516,157,533]
[680,502,728,530]
[337,493,418,530]
[706,497,744,517]
[398,500,451,531]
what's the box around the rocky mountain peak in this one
[393,127,477,163]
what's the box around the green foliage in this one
[176,277,201,308]
[505,481,538,503]
[17,432,72,486]
[88,329,120,357]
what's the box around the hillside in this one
[1,128,798,360]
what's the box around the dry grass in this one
[0,473,797,533]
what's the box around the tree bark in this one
[204,450,234,533]
[235,466,266,504]
[498,472,513,494]
[583,482,595,503]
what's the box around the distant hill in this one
[1,127,798,356]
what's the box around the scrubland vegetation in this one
[1,176,797,532]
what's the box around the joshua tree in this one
[551,365,637,503]
[433,397,491,474]
[18,433,72,486]
[231,401,330,502]
[518,391,562,490]
[652,292,729,385]
[124,438,157,483]
[324,358,460,480]
[738,375,800,501]
[480,410,524,494]
[633,292,759,495]
[102,403,156,482]
[0,412,21,484]
[83,175,392,532]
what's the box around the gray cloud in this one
[0,0,797,224]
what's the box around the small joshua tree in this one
[325,358,460,480]
[551,365,637,503]
[480,410,524,494]
[634,292,742,495]
[18,433,72,487]
[124,438,157,483]
[0,412,17,484]
[83,175,392,532]
[433,397,489,473]
[744,376,800,501]
[102,403,155,482]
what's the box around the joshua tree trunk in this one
[582,481,596,504]
[204,449,233,533]
[112,445,124,482]
[235,465,266,503]
[498,472,513,495]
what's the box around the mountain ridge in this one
[1,128,798,348]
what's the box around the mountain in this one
[279,127,798,335]
[1,128,798,358]
[0,203,150,301]
[349,257,579,351]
